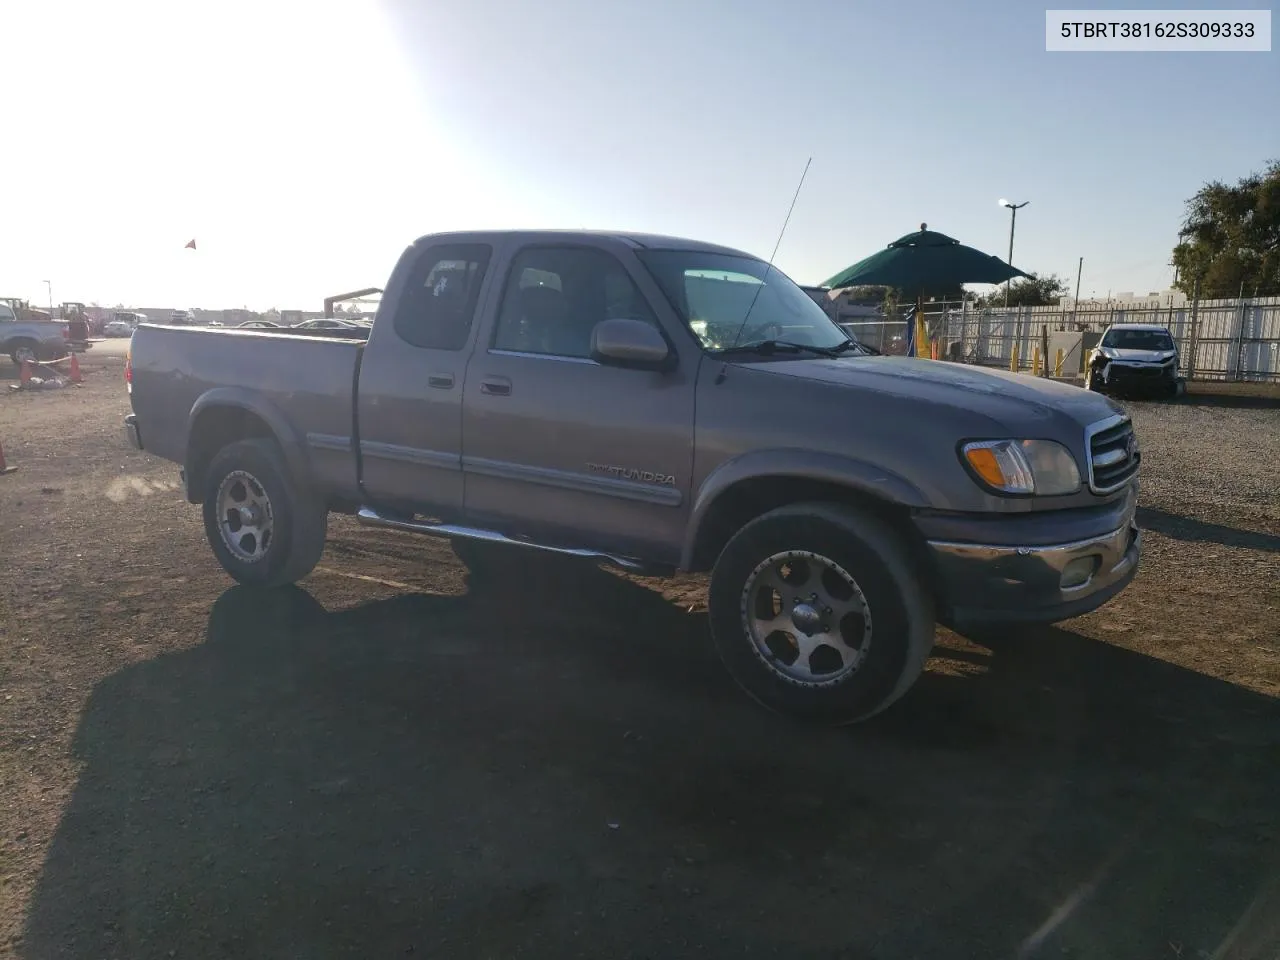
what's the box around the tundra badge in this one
[587,463,676,486]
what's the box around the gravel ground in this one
[1131,398,1280,533]
[1,361,1278,960]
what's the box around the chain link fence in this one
[839,296,1280,382]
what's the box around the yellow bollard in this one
[1032,345,1041,377]
[1054,348,1064,378]
[1010,344,1019,372]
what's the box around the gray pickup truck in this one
[125,230,1141,723]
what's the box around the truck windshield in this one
[637,250,851,354]
[1102,328,1174,351]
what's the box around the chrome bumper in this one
[928,516,1141,626]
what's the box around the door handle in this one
[480,376,511,397]
[428,373,454,389]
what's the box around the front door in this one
[461,243,695,564]
[354,241,495,518]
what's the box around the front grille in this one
[1087,416,1140,493]
[1110,363,1168,379]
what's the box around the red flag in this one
[185,239,197,250]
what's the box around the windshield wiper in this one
[717,339,849,359]
[829,339,866,355]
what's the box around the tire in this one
[9,339,39,368]
[708,502,935,725]
[201,438,327,587]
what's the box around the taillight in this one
[62,325,70,339]
[124,351,132,384]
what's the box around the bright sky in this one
[3,0,1277,310]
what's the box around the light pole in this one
[43,280,53,314]
[999,199,1029,306]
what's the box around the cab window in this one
[492,246,657,359]
[392,244,492,350]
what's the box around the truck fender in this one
[185,388,312,502]
[680,449,929,570]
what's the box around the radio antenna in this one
[722,156,813,370]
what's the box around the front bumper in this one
[926,504,1141,628]
[1100,360,1176,389]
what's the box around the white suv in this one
[1087,323,1184,399]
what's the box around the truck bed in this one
[128,324,363,499]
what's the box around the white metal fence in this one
[840,296,1280,382]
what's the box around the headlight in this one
[961,439,1081,496]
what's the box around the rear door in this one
[353,241,496,518]
[460,242,696,564]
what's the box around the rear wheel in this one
[708,503,935,725]
[201,438,327,587]
[9,340,38,368]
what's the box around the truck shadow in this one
[21,565,1280,959]
[1175,393,1280,410]
[1137,506,1280,553]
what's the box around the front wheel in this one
[202,438,327,587]
[708,503,935,725]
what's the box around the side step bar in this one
[355,506,647,572]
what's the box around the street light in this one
[998,199,1029,306]
[43,280,53,314]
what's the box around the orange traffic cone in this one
[68,353,83,383]
[0,439,15,475]
[19,359,34,386]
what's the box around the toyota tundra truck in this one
[124,230,1142,724]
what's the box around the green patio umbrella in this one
[821,224,1029,295]
[822,224,1031,358]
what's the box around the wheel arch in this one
[681,451,931,574]
[185,389,310,504]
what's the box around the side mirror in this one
[590,318,672,371]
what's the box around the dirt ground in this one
[2,355,1278,959]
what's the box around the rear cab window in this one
[391,244,492,351]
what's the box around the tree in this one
[838,285,891,306]
[1172,159,1280,298]
[978,273,1068,307]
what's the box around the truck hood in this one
[1100,348,1176,364]
[744,355,1121,432]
